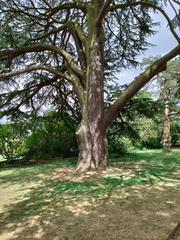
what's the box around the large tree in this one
[0,0,179,171]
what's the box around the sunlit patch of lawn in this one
[0,157,77,186]
[0,150,179,240]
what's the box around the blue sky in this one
[118,7,179,84]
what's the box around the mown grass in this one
[111,149,180,179]
[0,150,179,193]
[0,157,77,186]
[0,150,179,240]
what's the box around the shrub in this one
[0,123,27,162]
[25,119,77,159]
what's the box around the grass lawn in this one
[0,150,180,240]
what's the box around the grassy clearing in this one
[0,150,180,240]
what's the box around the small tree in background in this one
[159,58,180,151]
[106,85,163,152]
[141,57,180,151]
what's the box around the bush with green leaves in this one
[171,121,180,146]
[0,123,27,162]
[25,116,77,160]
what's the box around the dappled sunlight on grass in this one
[0,158,77,186]
[0,150,179,239]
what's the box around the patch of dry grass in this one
[0,151,180,240]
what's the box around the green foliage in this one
[0,111,78,163]
[171,121,180,146]
[0,13,30,49]
[25,115,77,160]
[159,58,180,102]
[0,123,27,161]
[140,58,180,149]
[107,86,164,153]
[137,117,162,149]
[108,135,136,154]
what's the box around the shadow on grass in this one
[110,150,180,181]
[0,158,77,186]
[0,164,177,222]
[0,150,179,239]
[110,150,180,165]
[0,172,180,240]
[0,150,179,210]
[1,150,179,187]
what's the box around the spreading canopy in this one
[0,0,179,121]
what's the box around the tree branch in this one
[0,65,70,82]
[47,2,87,16]
[0,76,59,111]
[104,45,180,129]
[97,0,113,26]
[169,111,180,117]
[68,22,86,71]
[31,25,67,41]
[0,44,83,79]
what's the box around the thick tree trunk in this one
[76,119,108,172]
[163,100,171,152]
[75,40,108,171]
[75,2,108,172]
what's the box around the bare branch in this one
[168,0,180,23]
[172,0,180,6]
[1,75,59,111]
[0,63,85,106]
[32,25,67,41]
[169,111,180,117]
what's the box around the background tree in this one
[0,0,179,171]
[159,58,180,151]
[106,85,163,152]
[141,57,180,151]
